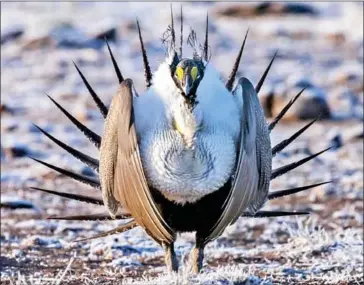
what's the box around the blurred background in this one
[1,2,363,284]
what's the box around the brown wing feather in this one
[206,77,271,242]
[100,79,175,244]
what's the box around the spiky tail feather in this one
[32,124,99,172]
[255,51,278,94]
[30,187,103,205]
[29,157,100,189]
[48,213,131,221]
[73,220,137,242]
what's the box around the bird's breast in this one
[139,130,237,204]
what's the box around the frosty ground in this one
[1,2,363,284]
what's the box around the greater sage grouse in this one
[31,9,331,273]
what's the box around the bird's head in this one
[172,58,205,108]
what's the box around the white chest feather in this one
[133,62,241,204]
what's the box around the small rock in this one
[0,196,40,212]
[262,75,331,120]
[22,36,55,50]
[3,144,33,159]
[20,236,64,249]
[12,249,26,259]
[89,241,113,261]
[81,167,97,177]
[325,32,346,45]
[14,220,57,231]
[215,2,318,18]
[50,23,103,49]
[328,125,363,149]
[282,268,307,275]
[1,25,24,45]
[0,104,15,115]
[94,27,117,42]
[111,257,142,267]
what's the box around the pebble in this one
[0,196,40,212]
[328,125,363,149]
[3,144,33,159]
[111,257,142,267]
[261,77,332,120]
[50,23,104,49]
[1,25,24,45]
[215,3,318,18]
[20,236,65,249]
[14,220,57,231]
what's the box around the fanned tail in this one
[31,21,332,243]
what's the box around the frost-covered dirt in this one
[1,2,363,284]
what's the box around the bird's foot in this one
[163,242,178,272]
[189,246,204,274]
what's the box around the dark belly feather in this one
[151,179,232,235]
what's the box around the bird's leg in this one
[162,242,178,272]
[189,234,205,273]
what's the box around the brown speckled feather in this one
[99,79,174,244]
[207,77,271,242]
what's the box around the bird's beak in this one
[182,74,193,97]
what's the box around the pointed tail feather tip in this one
[46,213,131,221]
[268,181,332,200]
[30,187,103,205]
[105,38,124,84]
[136,20,153,88]
[180,5,183,57]
[72,221,137,242]
[243,210,309,218]
[268,87,306,132]
[73,61,108,118]
[271,147,333,180]
[46,94,101,149]
[32,124,99,172]
[29,156,100,189]
[226,29,249,92]
[203,13,209,61]
[272,117,318,156]
[255,51,278,94]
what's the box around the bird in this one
[30,7,332,274]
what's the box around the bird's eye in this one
[191,66,198,81]
[176,66,184,81]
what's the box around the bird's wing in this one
[99,79,175,244]
[207,77,271,242]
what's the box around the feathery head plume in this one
[187,28,203,61]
